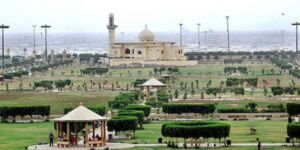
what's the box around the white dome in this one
[138,25,155,42]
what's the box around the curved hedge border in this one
[162,121,230,139]
[107,116,138,132]
[162,104,215,114]
[126,104,151,117]
[118,110,145,128]
[287,122,300,139]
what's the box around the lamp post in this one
[0,24,9,70]
[204,30,207,51]
[179,23,183,47]
[280,30,285,50]
[197,23,201,51]
[226,16,230,52]
[32,25,36,50]
[292,22,300,57]
[41,24,51,63]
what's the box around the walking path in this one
[28,142,298,150]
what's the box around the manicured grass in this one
[129,146,300,150]
[0,122,54,150]
[120,120,289,144]
[0,91,117,114]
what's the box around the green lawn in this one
[129,146,300,150]
[121,120,289,144]
[0,91,117,114]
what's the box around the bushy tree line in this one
[218,108,252,113]
[271,86,297,95]
[79,53,106,63]
[80,67,109,75]
[31,60,73,72]
[2,70,29,79]
[33,79,72,91]
[270,58,292,70]
[161,121,230,144]
[219,103,286,113]
[154,67,179,75]
[64,105,106,116]
[224,67,247,74]
[0,106,50,122]
[108,92,139,109]
[162,104,215,115]
[226,78,258,87]
[132,79,147,88]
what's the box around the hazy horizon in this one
[0,0,299,33]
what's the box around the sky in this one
[0,0,299,33]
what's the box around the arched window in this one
[138,51,142,54]
[161,51,164,54]
[125,48,130,54]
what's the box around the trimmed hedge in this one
[126,104,151,117]
[218,108,251,113]
[118,110,145,128]
[162,121,230,139]
[162,104,215,114]
[287,122,300,139]
[0,106,50,122]
[287,103,300,116]
[107,116,138,132]
[64,105,106,116]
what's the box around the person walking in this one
[49,132,54,147]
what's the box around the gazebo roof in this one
[139,78,166,86]
[53,105,107,122]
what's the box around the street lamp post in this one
[0,24,9,70]
[179,23,183,47]
[204,30,207,51]
[197,23,201,51]
[32,25,36,50]
[280,30,284,50]
[41,24,51,63]
[226,16,230,52]
[292,22,300,57]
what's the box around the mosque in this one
[107,13,197,66]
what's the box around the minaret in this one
[62,49,67,61]
[6,48,10,56]
[51,49,55,63]
[107,13,118,57]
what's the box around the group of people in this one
[48,132,102,146]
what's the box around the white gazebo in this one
[138,78,167,100]
[53,104,108,148]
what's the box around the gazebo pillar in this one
[74,123,78,145]
[146,86,150,99]
[92,122,95,140]
[67,122,70,144]
[85,122,89,147]
[101,121,106,146]
[56,122,59,139]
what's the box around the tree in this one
[246,102,257,112]
[174,89,179,99]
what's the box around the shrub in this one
[287,103,300,116]
[162,104,215,114]
[107,116,138,133]
[126,104,151,117]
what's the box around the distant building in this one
[107,13,197,67]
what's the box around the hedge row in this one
[64,105,105,116]
[108,92,139,109]
[2,70,29,79]
[0,106,50,122]
[287,122,300,139]
[107,116,138,132]
[224,67,247,74]
[125,104,151,117]
[226,78,258,87]
[162,104,215,114]
[217,108,251,113]
[80,68,108,75]
[118,110,145,128]
[162,121,230,139]
[286,103,300,116]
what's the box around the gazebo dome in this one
[53,105,107,122]
[138,25,155,42]
[140,78,166,86]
